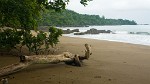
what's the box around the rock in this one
[72,29,79,32]
[62,29,71,34]
[105,30,112,33]
[129,32,135,34]
[99,30,111,33]
[74,32,85,35]
[62,28,112,34]
[136,32,150,35]
[85,28,112,34]
[85,28,100,34]
[85,25,89,27]
[62,29,79,34]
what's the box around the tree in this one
[0,0,91,30]
[0,0,91,54]
[0,0,93,77]
[38,9,137,27]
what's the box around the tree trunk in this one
[0,44,91,77]
[0,62,31,77]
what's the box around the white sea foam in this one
[61,25,150,46]
[64,33,150,46]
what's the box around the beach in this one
[1,36,150,84]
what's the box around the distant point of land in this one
[38,10,137,27]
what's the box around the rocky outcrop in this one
[74,32,85,35]
[72,29,79,32]
[136,32,150,35]
[129,32,150,35]
[62,29,79,34]
[85,28,112,34]
[62,29,71,34]
[63,28,112,35]
[85,28,99,34]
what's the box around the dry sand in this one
[1,36,150,84]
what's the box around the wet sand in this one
[1,36,150,84]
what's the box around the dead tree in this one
[0,44,92,77]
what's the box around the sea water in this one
[60,25,150,46]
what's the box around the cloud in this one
[66,0,150,24]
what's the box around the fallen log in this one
[0,62,31,77]
[0,44,91,77]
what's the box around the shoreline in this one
[1,36,150,84]
[63,35,150,47]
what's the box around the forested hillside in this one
[38,10,137,27]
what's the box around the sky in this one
[66,0,150,24]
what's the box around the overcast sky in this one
[66,0,150,24]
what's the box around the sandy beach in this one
[1,36,150,84]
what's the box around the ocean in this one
[60,25,150,46]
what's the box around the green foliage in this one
[0,29,23,51]
[47,26,63,47]
[0,27,62,55]
[80,0,93,6]
[21,27,62,55]
[0,0,91,30]
[39,10,136,26]
[38,10,137,27]
[22,30,46,54]
[0,0,89,55]
[0,0,42,29]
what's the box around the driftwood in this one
[0,44,92,77]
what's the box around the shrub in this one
[0,27,62,55]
